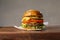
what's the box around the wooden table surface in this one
[0,26,60,40]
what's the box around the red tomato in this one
[22,19,43,24]
[30,19,43,23]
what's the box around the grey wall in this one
[0,0,60,26]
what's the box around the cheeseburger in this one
[21,9,45,30]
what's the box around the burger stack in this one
[21,9,45,30]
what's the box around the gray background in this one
[0,0,60,26]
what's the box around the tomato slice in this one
[22,19,43,24]
[31,19,43,23]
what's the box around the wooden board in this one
[0,26,60,40]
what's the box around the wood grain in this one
[0,26,60,40]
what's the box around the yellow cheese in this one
[22,17,31,22]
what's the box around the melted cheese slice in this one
[22,17,31,22]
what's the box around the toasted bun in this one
[23,9,43,17]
